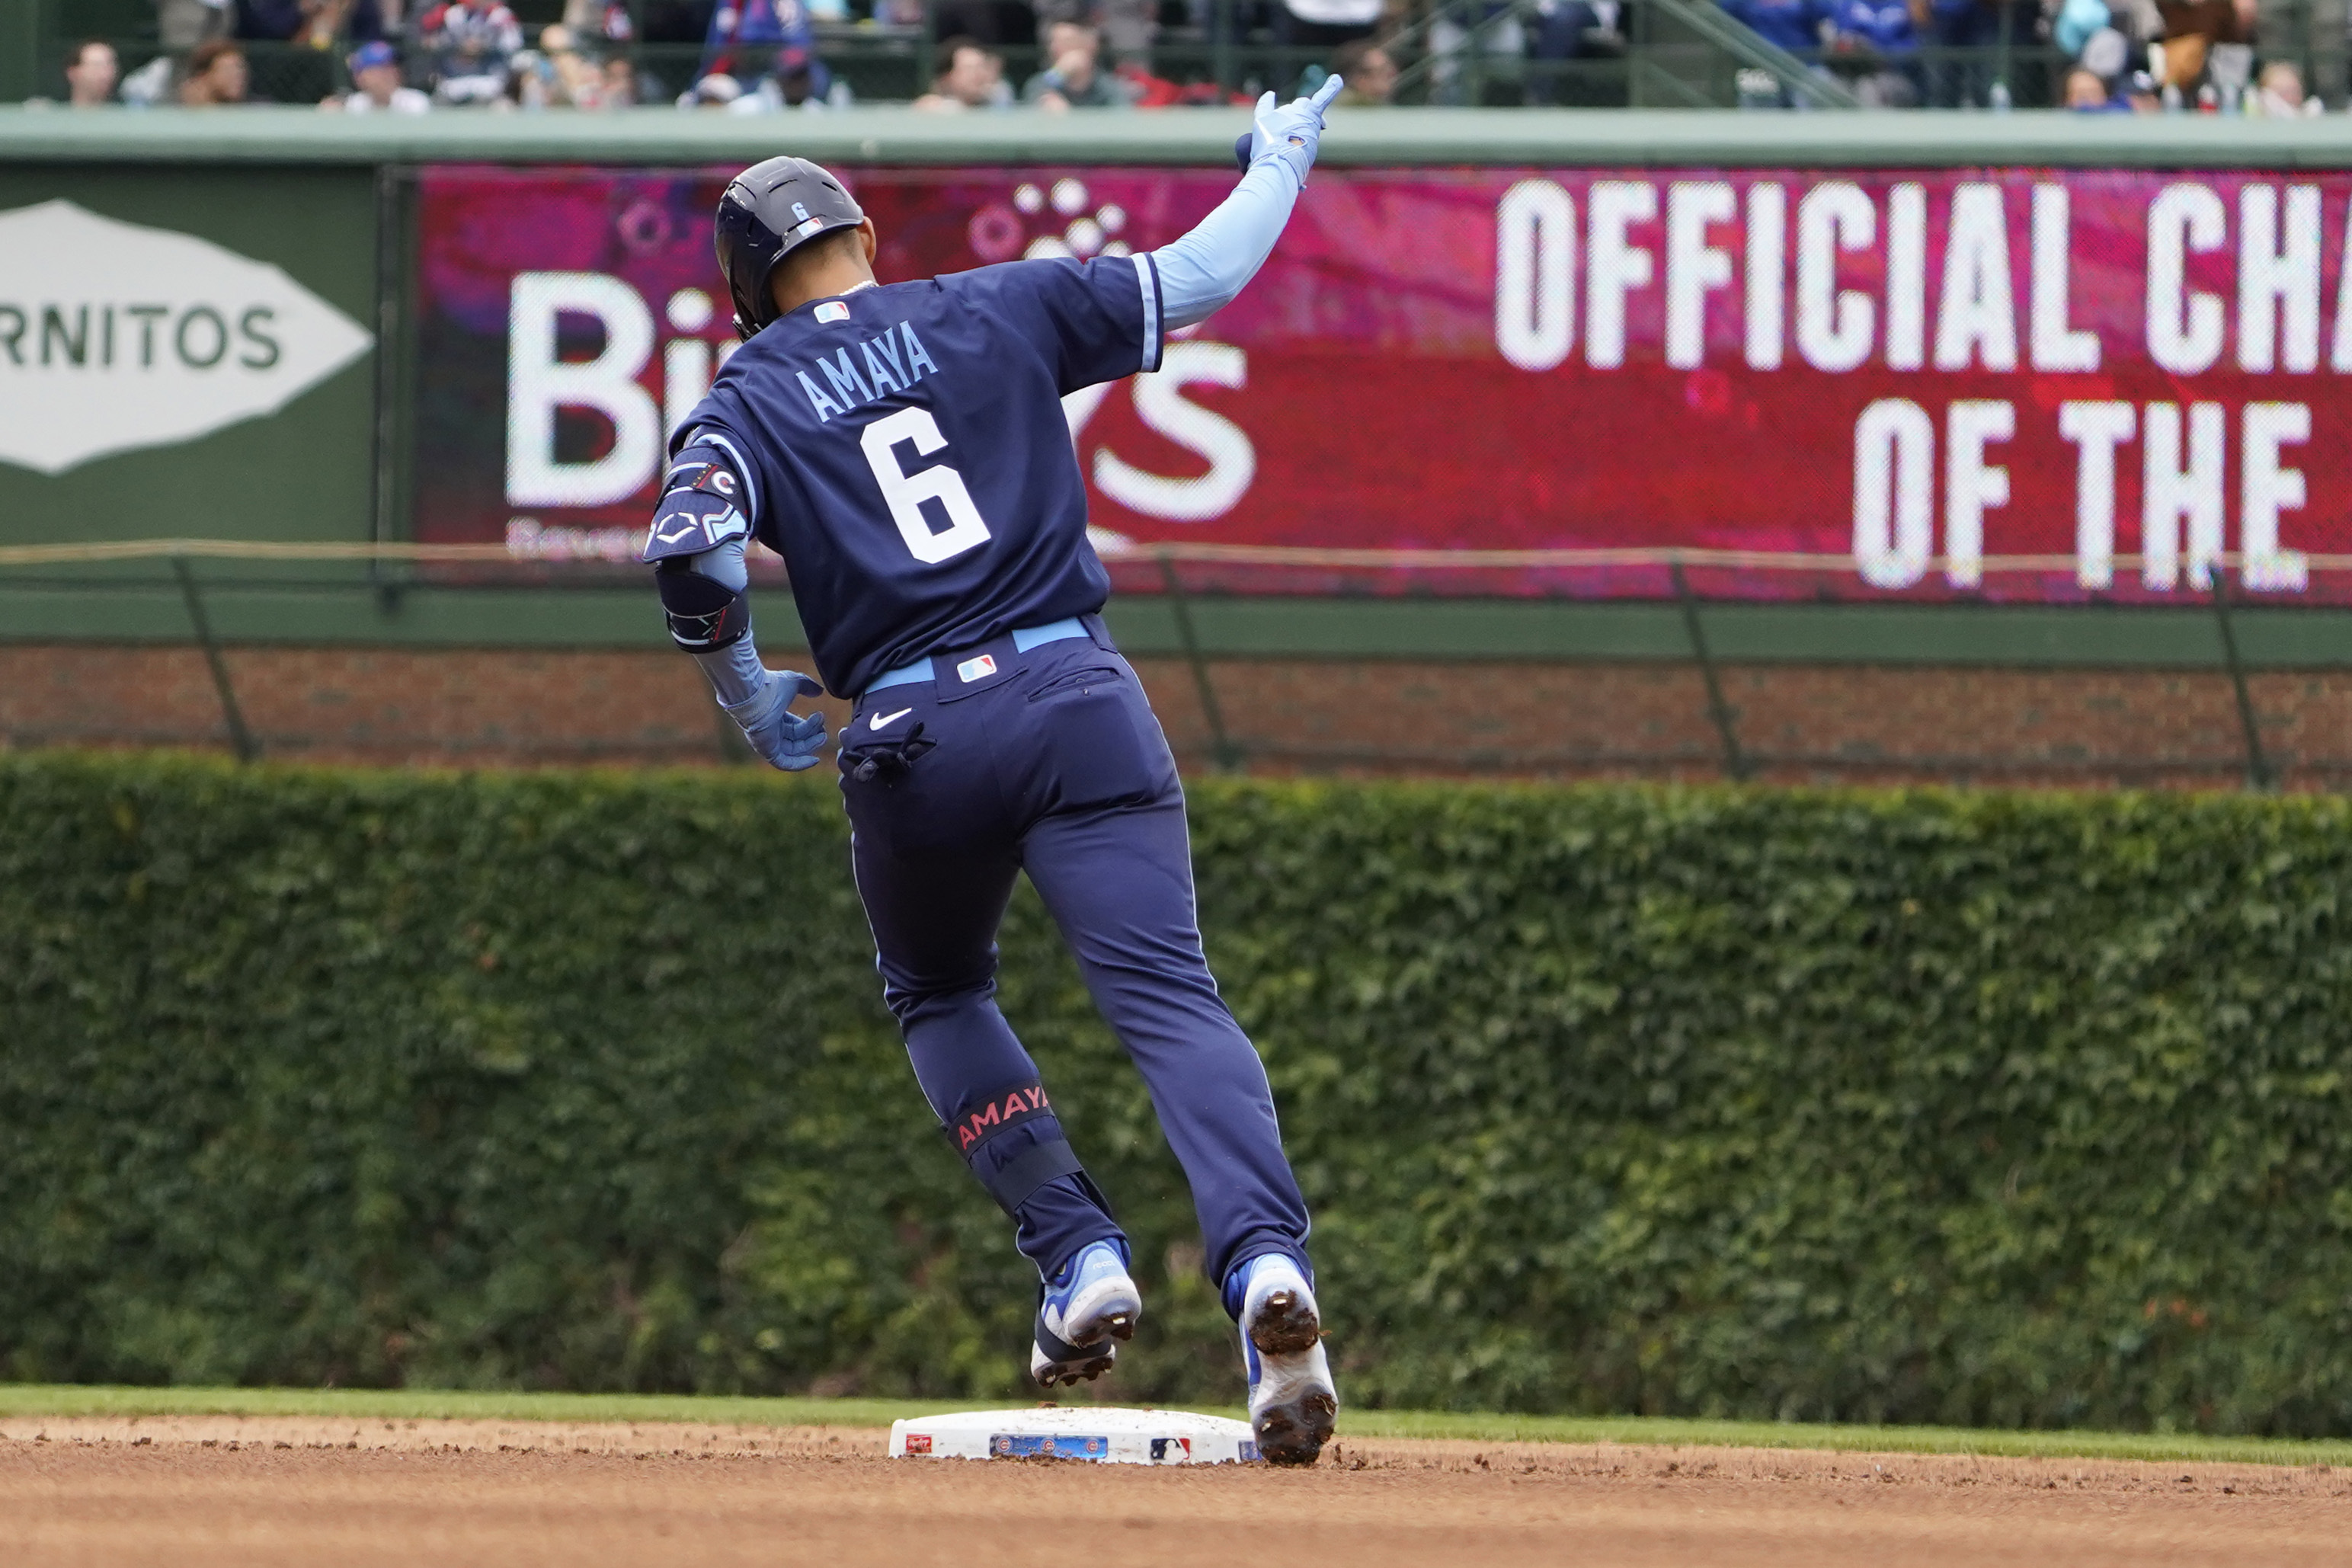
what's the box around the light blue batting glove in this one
[722,668,829,772]
[1246,75,1344,188]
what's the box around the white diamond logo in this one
[0,200,374,476]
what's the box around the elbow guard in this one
[654,561,748,651]
[645,436,757,651]
[641,438,754,563]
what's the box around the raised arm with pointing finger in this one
[1154,76,1346,328]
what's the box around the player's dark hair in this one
[789,223,865,265]
[768,224,866,309]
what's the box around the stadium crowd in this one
[31,0,2345,111]
[1722,0,2322,111]
[41,0,1388,112]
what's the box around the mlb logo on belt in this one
[957,654,998,683]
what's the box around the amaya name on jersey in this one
[677,256,1157,696]
[795,318,940,424]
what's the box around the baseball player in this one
[641,79,1345,1464]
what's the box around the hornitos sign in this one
[0,200,373,475]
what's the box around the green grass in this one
[5,1386,2350,1468]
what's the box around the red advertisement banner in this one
[415,164,2352,602]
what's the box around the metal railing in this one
[3,537,2344,787]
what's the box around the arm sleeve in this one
[1147,155,1304,332]
[678,536,773,711]
[645,423,773,711]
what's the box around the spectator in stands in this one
[913,37,1013,109]
[1923,0,2010,105]
[1275,0,1381,48]
[726,43,844,107]
[2062,62,2129,106]
[1527,0,1611,107]
[2107,0,2165,43]
[158,0,231,50]
[1429,1,1525,104]
[600,53,638,104]
[702,0,819,85]
[327,38,431,110]
[2151,0,2251,97]
[235,0,386,47]
[2254,57,2318,114]
[1330,37,1397,104]
[536,24,605,105]
[1033,0,1154,64]
[120,55,173,105]
[1024,21,1138,107]
[1826,0,1922,105]
[2075,24,2129,80]
[420,0,523,104]
[228,0,378,100]
[563,0,636,44]
[178,38,251,103]
[679,70,745,105]
[1114,56,1252,105]
[230,0,303,40]
[1720,0,1831,53]
[2052,0,2109,56]
[63,40,120,106]
[1099,0,1157,66]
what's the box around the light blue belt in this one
[866,616,1090,695]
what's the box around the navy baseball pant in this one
[837,621,1310,1295]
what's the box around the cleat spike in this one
[1030,1240,1144,1388]
[1235,1256,1340,1467]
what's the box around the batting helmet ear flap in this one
[715,189,786,341]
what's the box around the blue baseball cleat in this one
[1234,1254,1338,1466]
[1030,1240,1143,1388]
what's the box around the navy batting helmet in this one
[714,155,867,341]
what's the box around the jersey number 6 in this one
[859,407,992,565]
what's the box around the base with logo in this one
[888,1406,1260,1464]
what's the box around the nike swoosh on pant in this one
[870,707,914,731]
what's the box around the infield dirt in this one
[4,1414,2345,1566]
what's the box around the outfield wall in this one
[8,109,2352,670]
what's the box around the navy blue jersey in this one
[679,254,1166,697]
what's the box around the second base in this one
[888,1406,1260,1464]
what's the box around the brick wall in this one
[2,642,2344,792]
